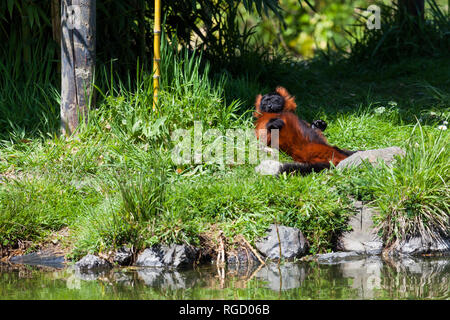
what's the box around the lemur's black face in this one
[259,91,328,133]
[259,92,285,113]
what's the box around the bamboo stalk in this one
[153,0,161,111]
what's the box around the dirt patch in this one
[0,227,72,262]
[0,168,24,184]
[198,226,264,266]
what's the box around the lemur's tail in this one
[278,162,331,176]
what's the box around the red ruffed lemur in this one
[254,87,356,175]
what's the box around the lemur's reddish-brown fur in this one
[254,87,351,168]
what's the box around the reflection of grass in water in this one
[1,259,449,300]
[376,258,450,300]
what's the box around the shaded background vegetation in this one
[0,0,448,138]
[2,1,448,76]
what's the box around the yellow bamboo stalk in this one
[153,0,161,111]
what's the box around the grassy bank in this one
[1,37,449,260]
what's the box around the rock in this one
[255,224,308,260]
[337,146,405,169]
[226,247,260,266]
[255,160,282,176]
[136,244,198,269]
[162,244,198,269]
[75,254,111,270]
[312,251,363,264]
[135,246,166,267]
[337,201,383,255]
[388,234,450,256]
[113,246,133,266]
[256,147,405,175]
[10,251,65,269]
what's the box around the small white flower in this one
[443,121,448,125]
[388,101,398,107]
[437,125,447,131]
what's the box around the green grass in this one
[0,175,102,248]
[0,27,449,259]
[338,126,449,245]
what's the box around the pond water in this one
[1,255,448,300]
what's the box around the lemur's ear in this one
[275,86,297,112]
[253,94,263,118]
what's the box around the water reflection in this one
[0,255,448,300]
[379,255,449,299]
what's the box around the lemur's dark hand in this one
[266,118,285,131]
[311,120,327,132]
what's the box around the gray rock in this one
[135,244,198,269]
[429,236,450,253]
[337,146,405,169]
[226,247,260,266]
[313,251,363,264]
[389,234,450,256]
[10,251,65,269]
[75,254,111,270]
[135,246,166,267]
[162,244,198,269]
[255,224,308,260]
[113,246,133,266]
[337,201,383,255]
[255,160,282,176]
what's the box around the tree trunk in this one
[61,0,96,136]
[51,0,62,44]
